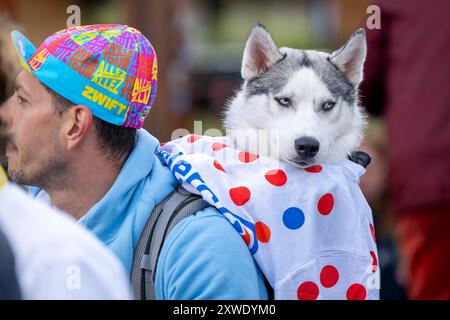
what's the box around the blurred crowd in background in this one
[1,0,449,300]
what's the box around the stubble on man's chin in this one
[7,167,27,186]
[8,152,69,191]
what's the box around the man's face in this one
[0,70,66,186]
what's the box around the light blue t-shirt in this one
[30,129,267,299]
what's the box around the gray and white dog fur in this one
[224,24,367,168]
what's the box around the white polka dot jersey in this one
[157,135,380,300]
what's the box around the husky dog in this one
[224,24,367,168]
[158,25,378,300]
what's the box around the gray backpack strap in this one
[130,187,209,300]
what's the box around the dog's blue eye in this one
[322,100,336,111]
[275,97,291,107]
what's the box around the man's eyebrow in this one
[14,84,31,98]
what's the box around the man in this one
[361,0,450,299]
[0,120,131,299]
[0,24,267,299]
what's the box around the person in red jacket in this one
[360,0,450,299]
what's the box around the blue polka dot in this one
[283,207,305,230]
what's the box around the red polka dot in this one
[297,281,319,300]
[370,223,377,243]
[305,165,323,173]
[265,169,287,186]
[255,221,271,243]
[212,142,228,151]
[317,193,334,215]
[159,142,167,147]
[187,134,201,143]
[320,265,339,288]
[238,151,259,163]
[213,160,226,172]
[370,251,378,273]
[229,186,251,206]
[346,284,367,300]
[241,229,251,246]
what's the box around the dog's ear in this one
[330,29,367,86]
[242,24,283,81]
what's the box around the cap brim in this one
[11,30,36,73]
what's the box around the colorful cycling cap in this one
[11,24,157,129]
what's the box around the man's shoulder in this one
[155,205,268,299]
[157,205,243,263]
[165,205,242,248]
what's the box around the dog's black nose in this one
[295,137,320,159]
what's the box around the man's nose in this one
[295,137,320,159]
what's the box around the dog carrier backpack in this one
[130,152,370,300]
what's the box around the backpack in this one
[130,152,371,300]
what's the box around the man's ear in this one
[62,105,94,151]
[241,23,283,81]
[330,29,367,86]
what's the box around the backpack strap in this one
[130,187,209,300]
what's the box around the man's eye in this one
[275,97,292,107]
[17,95,26,104]
[322,100,336,111]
